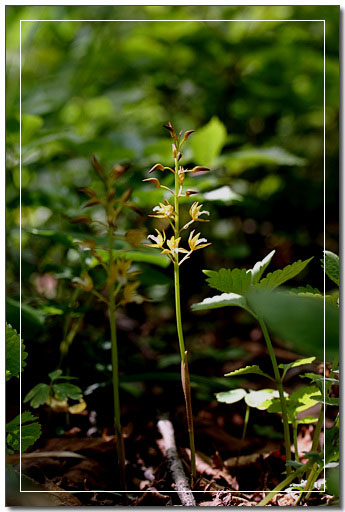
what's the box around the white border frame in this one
[18,17,327,496]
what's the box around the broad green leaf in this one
[245,389,280,410]
[203,268,252,295]
[215,388,247,404]
[190,116,227,167]
[225,364,272,381]
[247,289,339,360]
[6,323,27,381]
[279,357,316,380]
[250,250,275,285]
[24,383,50,408]
[228,147,306,167]
[322,251,339,287]
[290,285,321,295]
[191,292,255,316]
[310,396,339,407]
[53,383,82,401]
[6,411,41,453]
[48,369,63,381]
[269,385,321,417]
[6,298,45,337]
[258,257,313,289]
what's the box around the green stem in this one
[242,405,250,441]
[257,465,308,506]
[108,227,127,490]
[173,155,196,483]
[258,317,292,473]
[293,419,300,462]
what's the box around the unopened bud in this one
[148,163,164,174]
[190,166,210,174]
[91,156,106,181]
[183,130,196,142]
[172,144,177,158]
[70,216,91,225]
[163,121,176,138]
[177,152,182,161]
[120,188,132,203]
[143,178,161,188]
[185,189,199,197]
[84,198,101,208]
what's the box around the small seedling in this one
[144,122,212,482]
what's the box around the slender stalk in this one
[173,156,196,483]
[257,465,308,506]
[292,419,300,462]
[108,227,127,490]
[242,404,250,441]
[258,317,292,472]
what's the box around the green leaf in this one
[53,383,82,401]
[247,289,339,360]
[6,411,41,453]
[310,396,339,407]
[269,385,321,417]
[6,297,45,337]
[322,251,339,286]
[297,416,318,425]
[203,268,252,295]
[228,146,306,167]
[6,323,27,381]
[250,250,275,285]
[290,285,321,295]
[258,257,313,289]
[215,388,247,404]
[190,116,227,166]
[279,357,316,380]
[244,389,280,410]
[24,383,50,408]
[191,292,255,316]
[225,365,272,381]
[48,369,63,381]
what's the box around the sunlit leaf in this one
[215,388,247,404]
[225,365,272,381]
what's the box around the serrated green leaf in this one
[258,257,313,289]
[245,389,280,410]
[215,388,247,404]
[24,383,50,408]
[6,323,27,381]
[191,292,255,316]
[250,250,275,285]
[190,116,227,167]
[279,357,316,380]
[6,411,41,453]
[225,365,273,381]
[53,382,82,401]
[322,251,339,286]
[203,268,252,295]
[48,369,63,381]
[246,289,339,360]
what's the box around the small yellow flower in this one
[189,201,210,222]
[161,236,188,257]
[147,229,166,249]
[149,200,176,219]
[121,281,144,305]
[188,230,211,252]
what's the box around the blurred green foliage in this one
[6,6,338,407]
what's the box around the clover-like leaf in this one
[6,411,41,453]
[225,365,273,381]
[215,388,247,404]
[245,389,280,410]
[258,257,313,289]
[24,383,50,409]
[48,369,63,381]
[322,251,339,287]
[6,323,27,381]
[191,292,255,316]
[53,383,82,401]
[203,268,252,295]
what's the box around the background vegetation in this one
[6,4,338,450]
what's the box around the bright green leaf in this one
[258,257,313,289]
[203,268,252,295]
[279,357,316,380]
[215,388,247,404]
[245,389,280,410]
[6,411,41,453]
[190,116,227,167]
[53,382,82,401]
[48,369,63,381]
[322,251,339,287]
[191,292,255,316]
[225,365,272,381]
[250,250,275,285]
[6,323,27,381]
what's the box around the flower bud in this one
[172,144,177,158]
[185,189,199,197]
[183,130,196,142]
[177,152,182,161]
[163,121,176,138]
[190,166,210,175]
[70,216,91,225]
[143,178,161,188]
[148,163,165,174]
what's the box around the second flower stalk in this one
[145,123,212,483]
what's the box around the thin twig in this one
[157,419,196,506]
